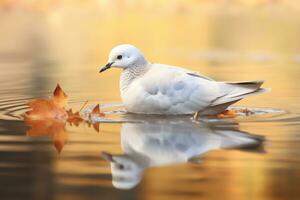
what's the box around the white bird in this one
[99,44,270,115]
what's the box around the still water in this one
[1,2,300,200]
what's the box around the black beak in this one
[101,151,115,162]
[99,62,114,73]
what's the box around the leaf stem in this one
[79,100,89,112]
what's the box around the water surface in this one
[1,2,300,200]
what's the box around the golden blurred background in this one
[1,1,300,200]
[1,0,300,105]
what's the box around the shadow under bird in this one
[101,117,265,190]
[99,44,270,115]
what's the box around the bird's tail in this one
[200,80,270,115]
[213,80,270,106]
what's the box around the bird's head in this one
[99,44,148,73]
[101,151,144,190]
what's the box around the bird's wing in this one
[211,80,269,106]
[159,64,214,81]
[132,64,220,114]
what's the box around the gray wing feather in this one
[211,80,270,106]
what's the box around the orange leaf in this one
[90,104,105,118]
[92,104,100,114]
[53,84,68,108]
[24,84,102,153]
[67,108,84,126]
[217,110,236,118]
[24,84,69,121]
[25,99,68,121]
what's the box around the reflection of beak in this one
[99,62,114,73]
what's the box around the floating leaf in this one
[25,99,68,121]
[89,104,105,118]
[53,84,68,108]
[217,110,236,118]
[24,84,68,121]
[24,84,103,153]
[67,108,84,126]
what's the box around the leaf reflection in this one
[25,119,100,153]
[25,119,67,153]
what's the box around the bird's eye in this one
[118,164,124,170]
[117,55,122,60]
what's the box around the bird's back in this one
[120,63,220,114]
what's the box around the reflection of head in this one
[101,152,144,190]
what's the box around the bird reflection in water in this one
[101,116,265,190]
